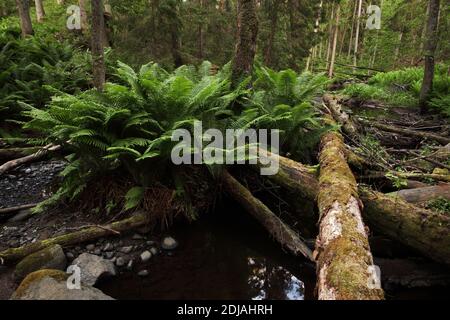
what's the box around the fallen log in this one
[323,94,359,136]
[222,170,314,262]
[315,128,383,300]
[0,144,61,175]
[0,203,37,215]
[363,171,450,183]
[0,147,40,162]
[0,211,150,265]
[358,118,450,145]
[387,184,450,204]
[255,153,450,265]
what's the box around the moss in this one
[13,269,68,299]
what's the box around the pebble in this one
[161,237,178,250]
[132,233,144,240]
[66,252,75,260]
[25,168,32,174]
[120,246,133,254]
[115,257,126,267]
[127,259,134,271]
[140,251,152,263]
[104,252,114,259]
[137,270,149,277]
[86,244,96,251]
[103,243,113,252]
[150,247,158,255]
[94,248,102,255]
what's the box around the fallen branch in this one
[222,170,314,262]
[0,203,37,215]
[0,144,61,175]
[315,126,383,300]
[358,118,450,145]
[387,184,450,205]
[363,171,450,183]
[0,147,40,162]
[0,211,150,265]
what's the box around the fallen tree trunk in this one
[0,144,61,175]
[0,203,37,215]
[323,94,359,136]
[255,153,450,266]
[0,211,150,265]
[363,171,450,183]
[387,184,450,204]
[315,125,383,300]
[358,118,450,145]
[0,147,40,162]
[222,170,314,262]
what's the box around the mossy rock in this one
[14,244,67,282]
[12,269,68,299]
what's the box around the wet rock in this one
[115,257,126,267]
[140,251,152,263]
[11,270,114,300]
[161,237,178,250]
[71,253,116,286]
[14,245,67,281]
[137,270,149,277]
[119,246,133,254]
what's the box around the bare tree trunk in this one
[91,0,106,91]
[328,3,340,78]
[231,0,258,86]
[15,0,33,37]
[325,2,335,65]
[394,31,404,63]
[353,0,363,70]
[34,0,45,22]
[347,0,357,60]
[79,0,88,32]
[420,0,441,114]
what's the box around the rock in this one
[104,252,114,259]
[161,236,178,250]
[93,248,102,256]
[127,259,134,271]
[103,243,113,252]
[66,252,75,260]
[14,245,67,281]
[146,241,156,246]
[11,270,114,300]
[7,209,34,223]
[115,257,126,267]
[25,168,32,174]
[137,270,149,277]
[150,247,158,256]
[132,233,144,240]
[86,244,95,251]
[119,246,133,254]
[71,253,116,286]
[140,251,152,263]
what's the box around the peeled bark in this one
[34,0,45,22]
[231,0,258,86]
[15,0,33,37]
[222,170,314,262]
[315,127,383,300]
[255,153,450,266]
[387,184,450,204]
[91,0,106,91]
[0,212,150,265]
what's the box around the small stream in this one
[99,201,317,300]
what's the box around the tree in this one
[15,0,33,37]
[353,0,363,69]
[34,0,45,22]
[419,0,440,113]
[231,0,258,86]
[328,2,340,78]
[91,0,106,91]
[79,0,88,32]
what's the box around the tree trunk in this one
[79,0,88,32]
[327,3,340,78]
[353,0,363,70]
[91,0,106,91]
[419,0,440,113]
[347,0,357,60]
[325,3,335,64]
[0,212,150,265]
[387,184,450,205]
[263,0,279,67]
[315,125,384,300]
[231,0,258,86]
[34,0,45,22]
[222,170,314,262]
[15,0,33,37]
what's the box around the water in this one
[99,201,316,300]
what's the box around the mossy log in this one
[323,94,359,136]
[387,184,450,204]
[222,170,314,262]
[358,119,450,145]
[0,212,150,265]
[315,128,383,300]
[0,147,40,162]
[255,153,450,265]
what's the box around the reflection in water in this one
[248,257,304,300]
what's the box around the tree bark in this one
[222,170,314,262]
[34,0,45,22]
[419,0,440,113]
[231,0,258,86]
[79,0,88,32]
[315,125,384,300]
[0,212,150,265]
[263,0,279,67]
[387,184,450,204]
[15,0,33,37]
[91,0,106,91]
[327,3,340,78]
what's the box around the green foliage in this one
[24,61,327,211]
[426,197,450,215]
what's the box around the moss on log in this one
[0,212,150,265]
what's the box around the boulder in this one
[11,269,114,300]
[14,245,67,281]
[71,253,116,286]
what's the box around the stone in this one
[119,246,133,254]
[93,248,102,255]
[86,244,95,251]
[103,243,113,252]
[25,168,32,174]
[104,252,114,259]
[150,247,158,256]
[127,259,134,271]
[14,245,67,281]
[11,270,114,300]
[137,270,149,277]
[66,252,75,260]
[132,233,144,240]
[115,257,126,267]
[71,253,116,286]
[140,251,152,263]
[161,236,178,250]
